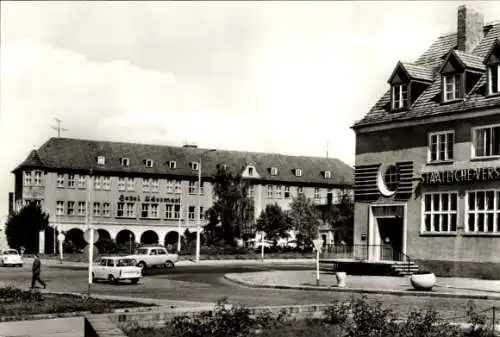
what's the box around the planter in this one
[335,272,347,287]
[410,272,436,291]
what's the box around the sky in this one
[1,1,500,222]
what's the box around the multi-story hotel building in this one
[11,137,353,253]
[352,5,500,276]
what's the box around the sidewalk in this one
[225,270,500,300]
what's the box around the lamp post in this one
[196,149,216,263]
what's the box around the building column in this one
[39,230,45,254]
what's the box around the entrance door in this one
[376,217,403,261]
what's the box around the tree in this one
[5,201,50,253]
[288,194,320,246]
[256,203,291,244]
[205,165,254,245]
[318,189,354,245]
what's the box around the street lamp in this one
[196,149,216,262]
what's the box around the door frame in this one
[368,203,407,261]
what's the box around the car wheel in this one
[164,261,175,270]
[137,262,147,275]
[108,274,116,283]
[131,278,139,285]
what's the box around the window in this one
[443,74,461,101]
[188,206,195,220]
[121,157,130,167]
[392,84,408,109]
[67,201,75,215]
[118,177,125,191]
[488,64,499,95]
[102,203,110,217]
[94,176,102,190]
[151,179,159,192]
[169,161,177,169]
[117,203,124,217]
[102,177,111,190]
[33,171,42,185]
[93,202,101,216]
[77,201,86,216]
[295,169,302,177]
[324,171,331,179]
[377,165,399,196]
[466,190,500,233]
[57,174,65,188]
[56,201,64,216]
[275,185,283,199]
[199,207,204,220]
[422,192,458,232]
[298,186,304,194]
[166,180,174,193]
[191,162,199,171]
[126,178,135,191]
[189,181,196,194]
[270,167,278,176]
[24,171,32,186]
[428,131,454,162]
[68,174,75,188]
[145,159,154,168]
[174,204,180,219]
[117,202,135,217]
[267,185,273,198]
[77,175,86,189]
[141,203,159,218]
[314,188,321,201]
[97,156,106,165]
[248,167,254,176]
[174,180,182,194]
[284,186,291,199]
[200,182,205,195]
[142,179,151,193]
[473,125,500,158]
[165,204,174,219]
[247,185,254,198]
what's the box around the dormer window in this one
[168,161,177,169]
[121,157,130,167]
[270,167,278,176]
[443,74,462,101]
[248,167,253,176]
[392,84,408,109]
[295,168,302,177]
[488,64,499,95]
[97,156,105,165]
[324,170,331,179]
[191,162,199,171]
[145,159,154,168]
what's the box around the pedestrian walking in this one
[31,254,46,289]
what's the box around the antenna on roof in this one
[50,117,69,137]
[326,140,329,159]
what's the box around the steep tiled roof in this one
[400,62,434,82]
[18,150,44,167]
[12,137,353,186]
[453,50,486,71]
[353,22,500,129]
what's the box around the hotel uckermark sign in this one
[421,166,500,185]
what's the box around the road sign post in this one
[312,239,322,286]
[57,233,65,264]
[83,228,99,296]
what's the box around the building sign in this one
[421,167,500,185]
[118,194,181,203]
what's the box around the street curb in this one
[223,274,500,301]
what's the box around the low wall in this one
[416,260,500,280]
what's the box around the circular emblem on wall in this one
[377,164,399,197]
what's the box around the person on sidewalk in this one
[31,254,46,289]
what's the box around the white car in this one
[92,256,142,284]
[0,249,23,267]
[125,245,179,274]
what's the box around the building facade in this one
[12,137,353,253]
[352,5,500,275]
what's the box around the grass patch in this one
[0,287,155,320]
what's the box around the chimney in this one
[457,5,484,53]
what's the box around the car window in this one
[99,259,107,266]
[150,249,157,255]
[4,250,18,255]
[135,248,148,255]
[107,260,115,267]
[117,258,136,266]
[157,249,167,255]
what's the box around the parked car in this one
[0,249,23,267]
[125,245,179,274]
[92,256,142,284]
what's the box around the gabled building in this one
[12,137,353,253]
[352,5,500,276]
